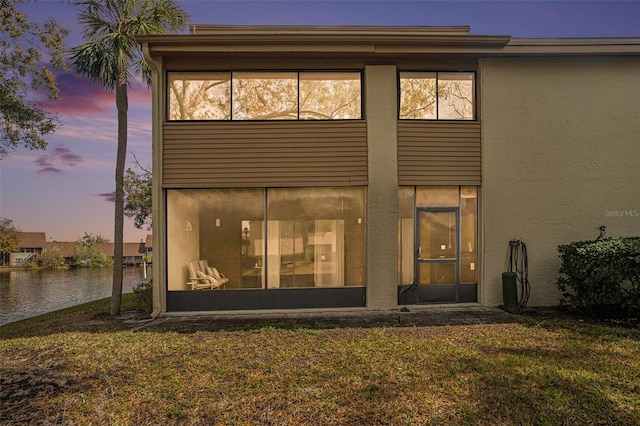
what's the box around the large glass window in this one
[399,72,475,120]
[267,188,365,288]
[167,189,265,291]
[168,71,362,121]
[167,187,365,291]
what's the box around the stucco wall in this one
[366,65,399,309]
[481,57,640,306]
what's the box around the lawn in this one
[1,295,639,425]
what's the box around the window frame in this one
[166,70,364,122]
[397,71,477,121]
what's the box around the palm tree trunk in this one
[110,80,128,316]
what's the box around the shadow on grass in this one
[2,297,638,343]
[136,307,519,335]
[0,293,149,340]
[460,321,640,424]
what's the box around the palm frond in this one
[70,0,188,89]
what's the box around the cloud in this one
[47,72,114,116]
[52,145,83,166]
[34,71,152,118]
[129,83,152,103]
[34,144,84,174]
[34,155,54,169]
[37,167,64,175]
[96,192,115,203]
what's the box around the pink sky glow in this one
[0,0,638,243]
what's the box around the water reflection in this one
[0,266,149,326]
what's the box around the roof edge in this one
[510,37,640,46]
[189,24,473,36]
[137,26,640,56]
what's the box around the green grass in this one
[1,297,639,425]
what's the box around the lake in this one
[0,266,149,326]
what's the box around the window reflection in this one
[168,73,230,120]
[399,72,437,119]
[232,72,298,120]
[167,71,363,121]
[438,72,474,120]
[399,71,475,120]
[300,72,361,119]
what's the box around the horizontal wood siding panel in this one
[397,121,481,186]
[163,121,368,187]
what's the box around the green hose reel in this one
[501,271,518,313]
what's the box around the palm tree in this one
[70,0,188,315]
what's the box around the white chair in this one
[198,259,229,287]
[186,260,222,290]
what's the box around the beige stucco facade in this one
[140,26,640,316]
[481,56,640,306]
[365,65,399,309]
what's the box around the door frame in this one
[414,206,461,304]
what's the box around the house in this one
[43,241,148,266]
[9,232,46,266]
[43,241,76,265]
[138,26,640,317]
[6,232,150,267]
[93,243,145,266]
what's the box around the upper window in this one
[168,73,231,120]
[168,71,362,121]
[399,72,475,120]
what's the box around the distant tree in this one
[0,0,68,158]
[69,0,188,315]
[0,218,20,265]
[74,232,112,267]
[124,155,152,230]
[78,232,109,245]
[41,247,65,269]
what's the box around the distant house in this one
[94,242,147,266]
[9,232,46,266]
[43,241,76,265]
[7,235,152,267]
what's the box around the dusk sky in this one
[1,0,638,243]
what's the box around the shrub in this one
[23,261,40,270]
[557,234,640,317]
[41,247,65,269]
[132,280,153,315]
